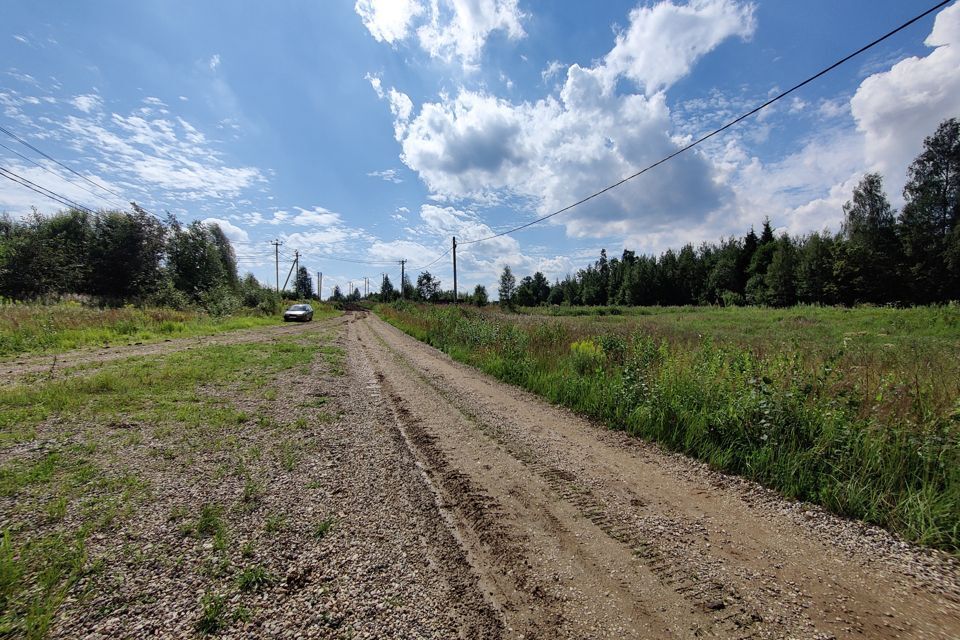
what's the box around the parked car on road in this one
[283,304,314,322]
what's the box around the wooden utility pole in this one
[271,240,282,292]
[317,271,322,300]
[399,260,407,299]
[452,236,458,304]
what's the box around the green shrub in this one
[200,286,241,318]
[148,280,190,311]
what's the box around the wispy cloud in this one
[70,94,102,114]
[367,168,403,183]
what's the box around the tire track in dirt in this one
[359,311,960,640]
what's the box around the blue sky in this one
[2,1,959,298]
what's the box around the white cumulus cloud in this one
[355,0,424,43]
[850,1,960,200]
[371,1,752,244]
[604,0,756,95]
[356,0,526,69]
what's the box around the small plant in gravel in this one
[232,605,252,623]
[320,346,346,376]
[255,414,278,430]
[241,477,262,508]
[213,525,229,553]
[195,504,224,537]
[301,395,328,408]
[263,513,286,534]
[236,564,275,592]
[278,442,300,471]
[240,540,255,559]
[313,517,335,540]
[195,591,228,634]
[202,555,232,579]
[168,505,189,522]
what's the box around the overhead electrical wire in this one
[413,247,452,270]
[299,252,400,266]
[458,0,953,246]
[0,124,128,202]
[0,140,130,211]
[0,165,100,215]
[0,122,163,219]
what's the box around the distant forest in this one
[496,117,960,308]
[0,207,286,313]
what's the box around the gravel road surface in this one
[6,310,957,638]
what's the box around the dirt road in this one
[347,310,960,639]
[5,310,958,638]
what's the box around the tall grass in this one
[379,302,960,553]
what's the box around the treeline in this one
[0,207,280,314]
[499,117,960,308]
[347,271,490,306]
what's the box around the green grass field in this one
[0,302,338,359]
[0,328,339,637]
[379,302,960,553]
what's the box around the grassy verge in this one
[0,302,339,359]
[0,325,336,637]
[379,302,960,553]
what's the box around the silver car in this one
[283,304,314,322]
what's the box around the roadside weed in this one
[313,517,335,540]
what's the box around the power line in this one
[299,252,400,266]
[459,0,952,245]
[0,165,100,215]
[413,247,451,270]
[0,140,130,211]
[0,122,163,220]
[0,123,128,201]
